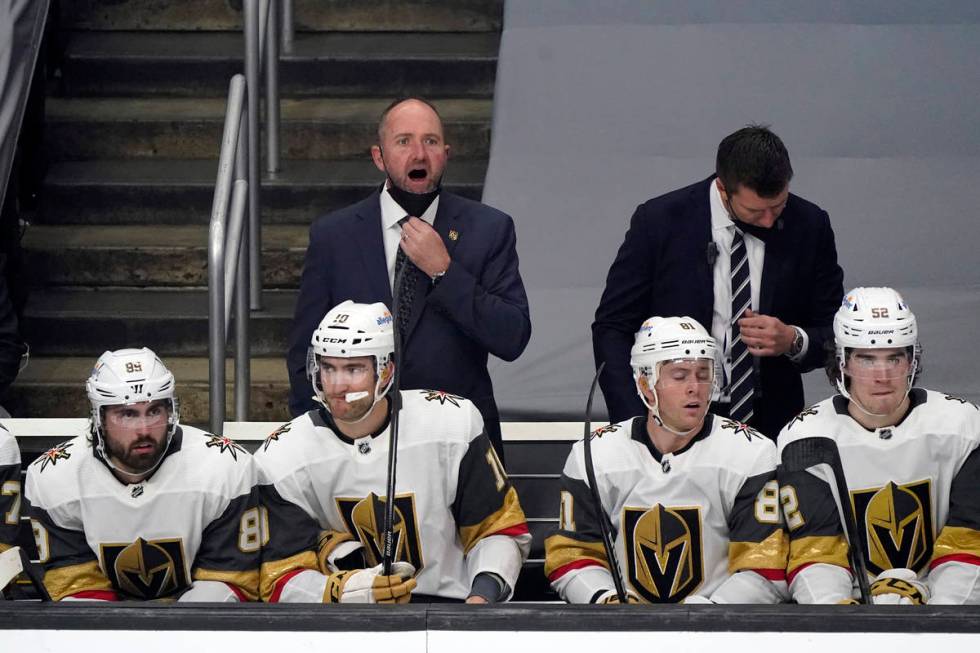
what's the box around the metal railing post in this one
[244,0,263,311]
[265,0,281,175]
[281,0,295,54]
[208,75,246,434]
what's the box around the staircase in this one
[9,0,501,424]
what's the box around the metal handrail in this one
[207,0,291,434]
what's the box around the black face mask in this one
[721,193,782,241]
[386,182,441,218]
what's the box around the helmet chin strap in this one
[315,360,395,426]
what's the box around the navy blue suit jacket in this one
[287,190,531,454]
[592,176,843,439]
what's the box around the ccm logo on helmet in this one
[322,337,350,344]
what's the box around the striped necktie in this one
[728,226,754,424]
[393,217,418,338]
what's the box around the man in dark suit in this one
[287,98,531,455]
[593,125,843,439]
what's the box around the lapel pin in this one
[448,229,459,241]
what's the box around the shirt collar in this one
[709,179,734,233]
[380,181,440,230]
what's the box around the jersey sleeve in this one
[451,429,530,600]
[724,447,789,583]
[544,446,618,604]
[776,443,852,604]
[0,428,22,551]
[929,441,980,604]
[256,453,342,602]
[23,466,117,601]
[191,457,261,602]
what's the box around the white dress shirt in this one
[379,181,440,291]
[707,182,808,402]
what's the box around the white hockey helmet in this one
[833,287,919,401]
[86,348,179,469]
[630,316,718,434]
[307,300,395,407]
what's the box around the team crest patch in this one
[591,424,621,439]
[100,537,189,600]
[623,504,704,603]
[787,405,819,430]
[263,423,292,451]
[336,493,424,572]
[34,442,73,472]
[720,419,760,441]
[852,479,934,576]
[423,390,464,407]
[204,433,247,460]
[944,394,978,410]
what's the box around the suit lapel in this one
[351,192,393,307]
[403,193,461,342]
[693,178,716,327]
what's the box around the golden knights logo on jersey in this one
[335,492,424,571]
[623,504,703,602]
[100,537,190,599]
[851,480,933,575]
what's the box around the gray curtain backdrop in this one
[481,1,980,420]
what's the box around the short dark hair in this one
[377,96,443,142]
[715,124,793,197]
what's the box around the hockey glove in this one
[323,562,417,604]
[870,568,929,605]
[591,589,641,604]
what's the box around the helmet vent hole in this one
[685,349,691,355]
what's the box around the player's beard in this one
[331,393,375,423]
[107,435,167,474]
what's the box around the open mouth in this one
[408,168,428,180]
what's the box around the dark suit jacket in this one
[287,190,531,454]
[592,176,843,439]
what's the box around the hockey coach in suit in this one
[287,97,531,456]
[593,125,843,439]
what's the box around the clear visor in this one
[656,358,715,388]
[844,351,912,380]
[103,401,171,429]
[317,359,374,384]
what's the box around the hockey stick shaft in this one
[381,261,407,576]
[582,362,628,603]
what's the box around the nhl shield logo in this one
[852,480,933,575]
[623,504,704,602]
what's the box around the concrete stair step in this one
[62,0,502,33]
[44,97,492,161]
[63,31,498,97]
[39,158,485,225]
[7,356,291,423]
[22,288,295,357]
[21,224,307,288]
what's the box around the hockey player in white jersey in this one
[545,317,788,604]
[255,300,530,604]
[777,287,980,604]
[0,423,21,553]
[23,348,260,602]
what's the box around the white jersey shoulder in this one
[398,389,484,446]
[0,423,19,466]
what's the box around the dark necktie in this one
[393,217,418,339]
[728,226,755,424]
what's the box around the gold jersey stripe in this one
[543,533,610,577]
[729,530,789,573]
[193,567,260,602]
[0,542,10,553]
[787,534,849,575]
[259,550,318,602]
[44,560,113,601]
[932,525,980,562]
[457,486,528,554]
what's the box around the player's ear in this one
[637,375,656,406]
[371,145,385,173]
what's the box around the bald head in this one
[376,97,444,143]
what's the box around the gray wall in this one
[482,1,980,419]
